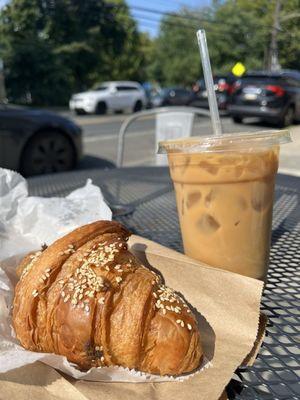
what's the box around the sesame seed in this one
[64,295,70,303]
[100,356,105,362]
[176,319,181,324]
[45,268,51,273]
[187,310,191,313]
[116,277,122,283]
[153,293,157,298]
[85,305,90,312]
[162,309,166,315]
[61,291,65,297]
[32,289,38,297]
[181,321,185,327]
[187,323,192,331]
[98,297,105,304]
[95,346,100,351]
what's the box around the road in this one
[64,111,300,176]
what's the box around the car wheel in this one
[278,106,295,128]
[133,100,143,113]
[20,131,76,177]
[232,116,243,123]
[75,109,86,115]
[95,102,107,115]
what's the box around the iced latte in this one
[159,131,291,281]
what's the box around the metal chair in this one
[116,106,210,167]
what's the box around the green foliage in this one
[0,0,299,103]
[151,0,300,86]
[0,0,146,105]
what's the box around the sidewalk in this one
[279,125,300,176]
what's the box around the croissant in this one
[13,221,203,376]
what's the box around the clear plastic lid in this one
[158,130,291,154]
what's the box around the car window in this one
[283,77,300,87]
[116,86,138,91]
[94,85,108,91]
[175,89,190,95]
[241,76,282,85]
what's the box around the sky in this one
[128,0,211,37]
[0,0,211,37]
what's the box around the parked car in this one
[69,81,146,115]
[0,104,82,176]
[189,75,236,111]
[150,87,192,107]
[228,70,300,127]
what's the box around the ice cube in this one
[181,156,191,174]
[198,161,219,175]
[205,189,217,208]
[186,192,201,209]
[251,181,273,212]
[197,214,220,234]
[237,196,248,211]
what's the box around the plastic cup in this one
[159,130,291,281]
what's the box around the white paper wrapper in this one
[0,168,208,382]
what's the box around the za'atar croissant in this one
[13,221,203,376]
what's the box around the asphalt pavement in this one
[64,111,300,176]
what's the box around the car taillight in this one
[231,81,241,93]
[265,85,285,97]
[218,81,230,92]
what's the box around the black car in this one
[0,104,82,176]
[228,70,300,127]
[189,75,236,111]
[150,87,192,107]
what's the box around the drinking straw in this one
[197,29,223,136]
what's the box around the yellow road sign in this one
[232,62,246,77]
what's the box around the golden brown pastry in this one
[13,220,203,376]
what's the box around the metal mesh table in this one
[27,167,300,399]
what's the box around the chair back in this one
[155,111,195,166]
[116,107,210,167]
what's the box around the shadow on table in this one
[77,155,116,170]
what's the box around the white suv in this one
[69,81,146,115]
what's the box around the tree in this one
[149,10,204,86]
[0,0,146,105]
[151,0,300,87]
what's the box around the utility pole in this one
[268,0,281,71]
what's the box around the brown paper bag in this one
[0,235,264,400]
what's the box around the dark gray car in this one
[228,70,300,127]
[0,105,82,176]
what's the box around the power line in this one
[129,4,214,24]
[129,0,193,9]
[116,3,281,34]
[132,13,264,41]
